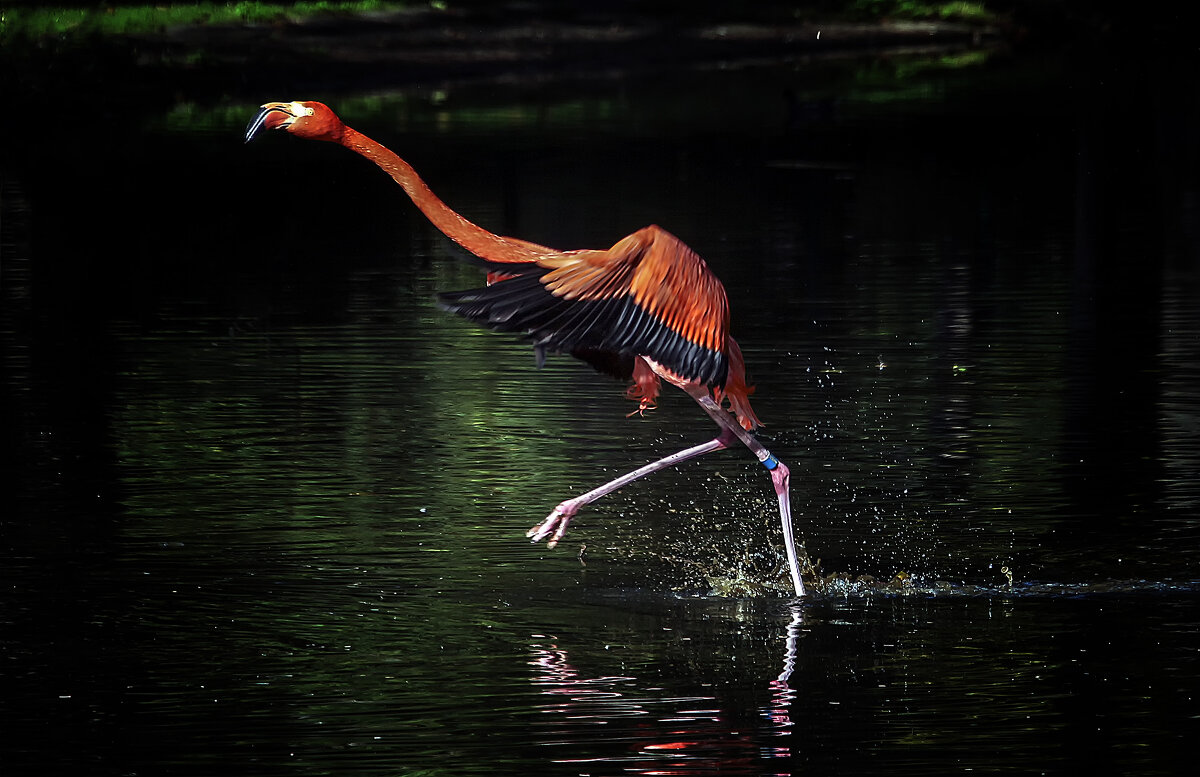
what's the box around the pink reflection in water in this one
[525,606,804,775]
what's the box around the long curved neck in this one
[340,126,541,264]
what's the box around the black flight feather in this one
[438,269,729,387]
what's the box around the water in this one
[3,45,1198,776]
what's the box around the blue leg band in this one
[762,454,780,470]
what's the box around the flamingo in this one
[245,101,806,597]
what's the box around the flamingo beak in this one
[244,102,298,143]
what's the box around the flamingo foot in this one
[527,502,581,548]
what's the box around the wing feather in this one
[439,225,731,386]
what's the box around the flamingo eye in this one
[304,107,314,117]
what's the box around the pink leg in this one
[688,391,806,597]
[527,428,738,547]
[527,390,806,599]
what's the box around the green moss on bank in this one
[0,1,410,47]
[850,1,995,22]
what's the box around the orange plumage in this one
[441,224,762,430]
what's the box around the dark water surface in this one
[3,49,1199,775]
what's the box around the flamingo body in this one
[439,224,762,430]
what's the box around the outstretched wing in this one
[438,225,731,387]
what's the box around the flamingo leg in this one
[528,391,806,599]
[687,391,806,598]
[527,429,738,547]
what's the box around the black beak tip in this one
[244,107,273,144]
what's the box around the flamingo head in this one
[244,101,344,144]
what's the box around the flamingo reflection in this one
[526,605,805,775]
